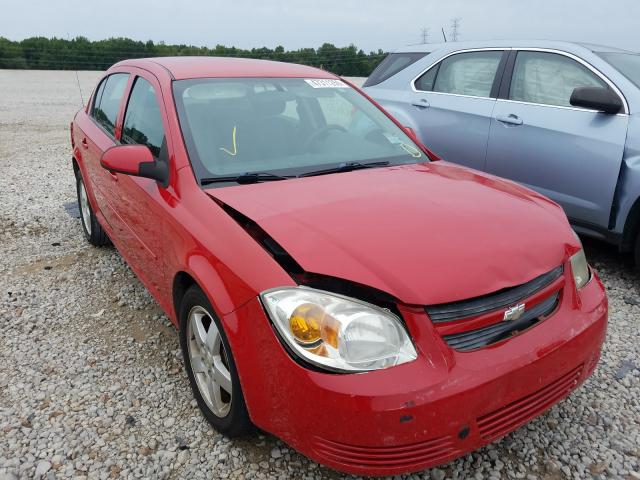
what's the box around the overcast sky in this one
[2,0,638,52]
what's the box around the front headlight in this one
[570,248,590,289]
[260,287,417,372]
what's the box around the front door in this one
[111,72,171,297]
[485,50,628,229]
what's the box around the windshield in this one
[172,77,425,183]
[598,52,640,89]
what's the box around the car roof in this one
[393,39,634,54]
[114,56,336,81]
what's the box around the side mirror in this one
[570,87,623,114]
[100,145,168,185]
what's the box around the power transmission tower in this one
[421,27,430,44]
[450,17,461,41]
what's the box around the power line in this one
[0,49,387,66]
[0,56,386,70]
[421,27,430,44]
[450,17,461,42]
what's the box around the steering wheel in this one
[303,124,348,150]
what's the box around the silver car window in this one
[597,52,640,89]
[417,51,502,97]
[510,51,606,107]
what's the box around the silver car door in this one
[407,50,507,170]
[485,50,628,229]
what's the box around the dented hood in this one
[207,162,578,305]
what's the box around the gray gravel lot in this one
[0,69,639,480]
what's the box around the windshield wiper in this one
[299,161,390,178]
[201,172,293,185]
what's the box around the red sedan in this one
[70,57,607,476]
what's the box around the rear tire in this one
[634,231,640,269]
[179,285,253,437]
[75,170,108,246]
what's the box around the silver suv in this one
[364,40,640,265]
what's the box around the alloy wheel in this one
[79,179,92,236]
[186,305,233,417]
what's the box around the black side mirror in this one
[570,87,623,114]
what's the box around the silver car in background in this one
[364,41,640,265]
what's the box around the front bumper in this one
[222,271,607,476]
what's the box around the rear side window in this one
[122,77,165,159]
[415,51,503,98]
[363,52,428,87]
[93,73,129,136]
[92,80,106,115]
[510,51,606,107]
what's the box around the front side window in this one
[510,51,607,108]
[597,52,640,89]
[122,77,165,159]
[93,73,129,136]
[173,78,425,182]
[415,51,503,97]
[363,52,428,87]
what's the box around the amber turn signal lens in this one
[289,303,323,344]
[321,315,339,349]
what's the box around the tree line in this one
[0,36,387,76]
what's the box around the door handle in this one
[411,98,430,109]
[81,138,89,149]
[496,114,523,126]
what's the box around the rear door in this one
[485,50,629,229]
[82,72,130,228]
[407,50,507,170]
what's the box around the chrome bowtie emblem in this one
[503,303,525,321]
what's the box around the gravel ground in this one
[0,69,639,480]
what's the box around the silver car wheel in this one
[186,305,233,418]
[79,179,92,236]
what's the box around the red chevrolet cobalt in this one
[71,57,607,476]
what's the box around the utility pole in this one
[421,27,430,44]
[450,17,461,42]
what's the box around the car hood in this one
[207,162,578,305]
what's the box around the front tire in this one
[179,285,253,437]
[75,170,108,246]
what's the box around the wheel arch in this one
[172,270,197,323]
[621,195,640,252]
[170,254,250,326]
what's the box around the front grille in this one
[443,292,559,351]
[312,435,461,471]
[425,266,563,323]
[477,364,583,441]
